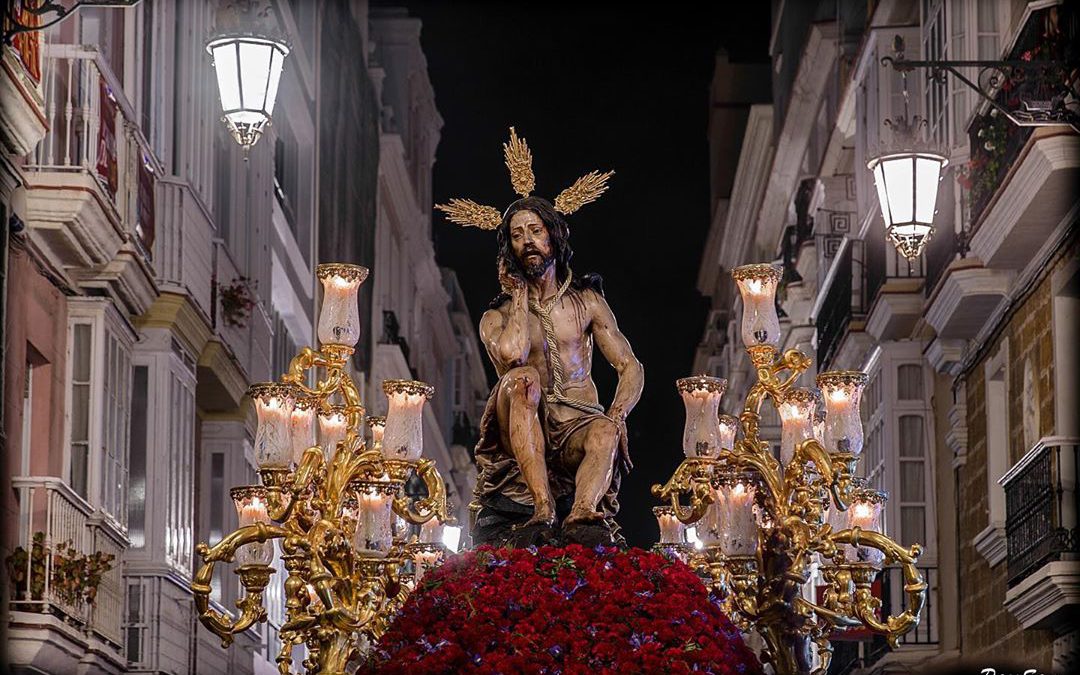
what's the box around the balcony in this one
[815,241,874,370]
[6,477,127,674]
[1001,437,1079,631]
[923,259,1013,340]
[22,44,160,316]
[864,232,925,342]
[861,565,941,670]
[966,4,1080,271]
[0,14,47,156]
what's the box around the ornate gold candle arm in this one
[303,518,360,630]
[392,458,453,525]
[265,446,326,522]
[650,457,720,525]
[192,523,289,645]
[829,529,927,646]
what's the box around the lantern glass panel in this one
[883,157,914,225]
[914,156,942,224]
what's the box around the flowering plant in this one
[366,545,763,675]
[219,276,257,328]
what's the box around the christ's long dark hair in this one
[490,197,603,308]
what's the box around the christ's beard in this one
[520,253,554,279]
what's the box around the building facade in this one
[694,1,1078,673]
[1,1,482,673]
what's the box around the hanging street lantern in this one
[867,36,948,260]
[867,145,948,260]
[206,2,289,151]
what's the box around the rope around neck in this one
[527,271,605,416]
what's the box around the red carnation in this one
[365,545,763,674]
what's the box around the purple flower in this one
[548,645,563,659]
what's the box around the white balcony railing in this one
[27,44,161,257]
[9,477,127,647]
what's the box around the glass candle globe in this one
[677,375,727,459]
[419,518,444,545]
[316,263,368,348]
[366,415,386,453]
[778,388,817,469]
[732,263,783,348]
[249,383,296,469]
[351,480,398,557]
[231,486,274,566]
[817,371,868,456]
[290,395,317,466]
[715,472,759,557]
[846,482,887,565]
[382,380,434,460]
[718,414,739,453]
[653,505,686,544]
[318,405,349,460]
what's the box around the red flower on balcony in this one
[365,545,763,675]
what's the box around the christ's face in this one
[509,209,554,278]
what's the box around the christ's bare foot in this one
[563,507,605,526]
[514,503,556,530]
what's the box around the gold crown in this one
[435,127,614,231]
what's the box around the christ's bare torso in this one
[488,288,600,413]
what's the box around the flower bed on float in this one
[365,544,763,674]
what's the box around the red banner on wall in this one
[4,2,42,83]
[96,79,118,197]
[137,156,155,254]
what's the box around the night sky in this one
[379,1,770,547]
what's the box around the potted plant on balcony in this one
[5,533,115,613]
[219,276,257,328]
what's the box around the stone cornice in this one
[1004,560,1080,630]
[973,523,1008,568]
[970,132,1080,267]
[134,291,213,359]
[924,264,1013,339]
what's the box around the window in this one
[128,366,148,548]
[66,301,133,521]
[897,364,923,400]
[898,415,927,546]
[923,0,1003,148]
[101,326,131,521]
[166,365,196,575]
[923,1,948,145]
[69,323,92,499]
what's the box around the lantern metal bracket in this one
[881,36,1080,133]
[3,0,142,45]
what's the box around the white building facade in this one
[1,2,483,673]
[694,1,1077,672]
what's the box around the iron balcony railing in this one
[965,3,1074,228]
[1001,437,1079,587]
[816,243,854,369]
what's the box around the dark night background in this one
[380,1,771,548]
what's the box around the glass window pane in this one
[898,364,924,399]
[901,506,926,546]
[977,0,997,31]
[900,461,926,501]
[899,415,925,456]
[128,366,148,548]
[73,324,91,381]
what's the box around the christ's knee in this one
[502,366,541,408]
[583,419,619,460]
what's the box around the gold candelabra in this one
[191,263,454,675]
[652,263,926,675]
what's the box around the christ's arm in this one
[588,290,644,423]
[480,296,530,372]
